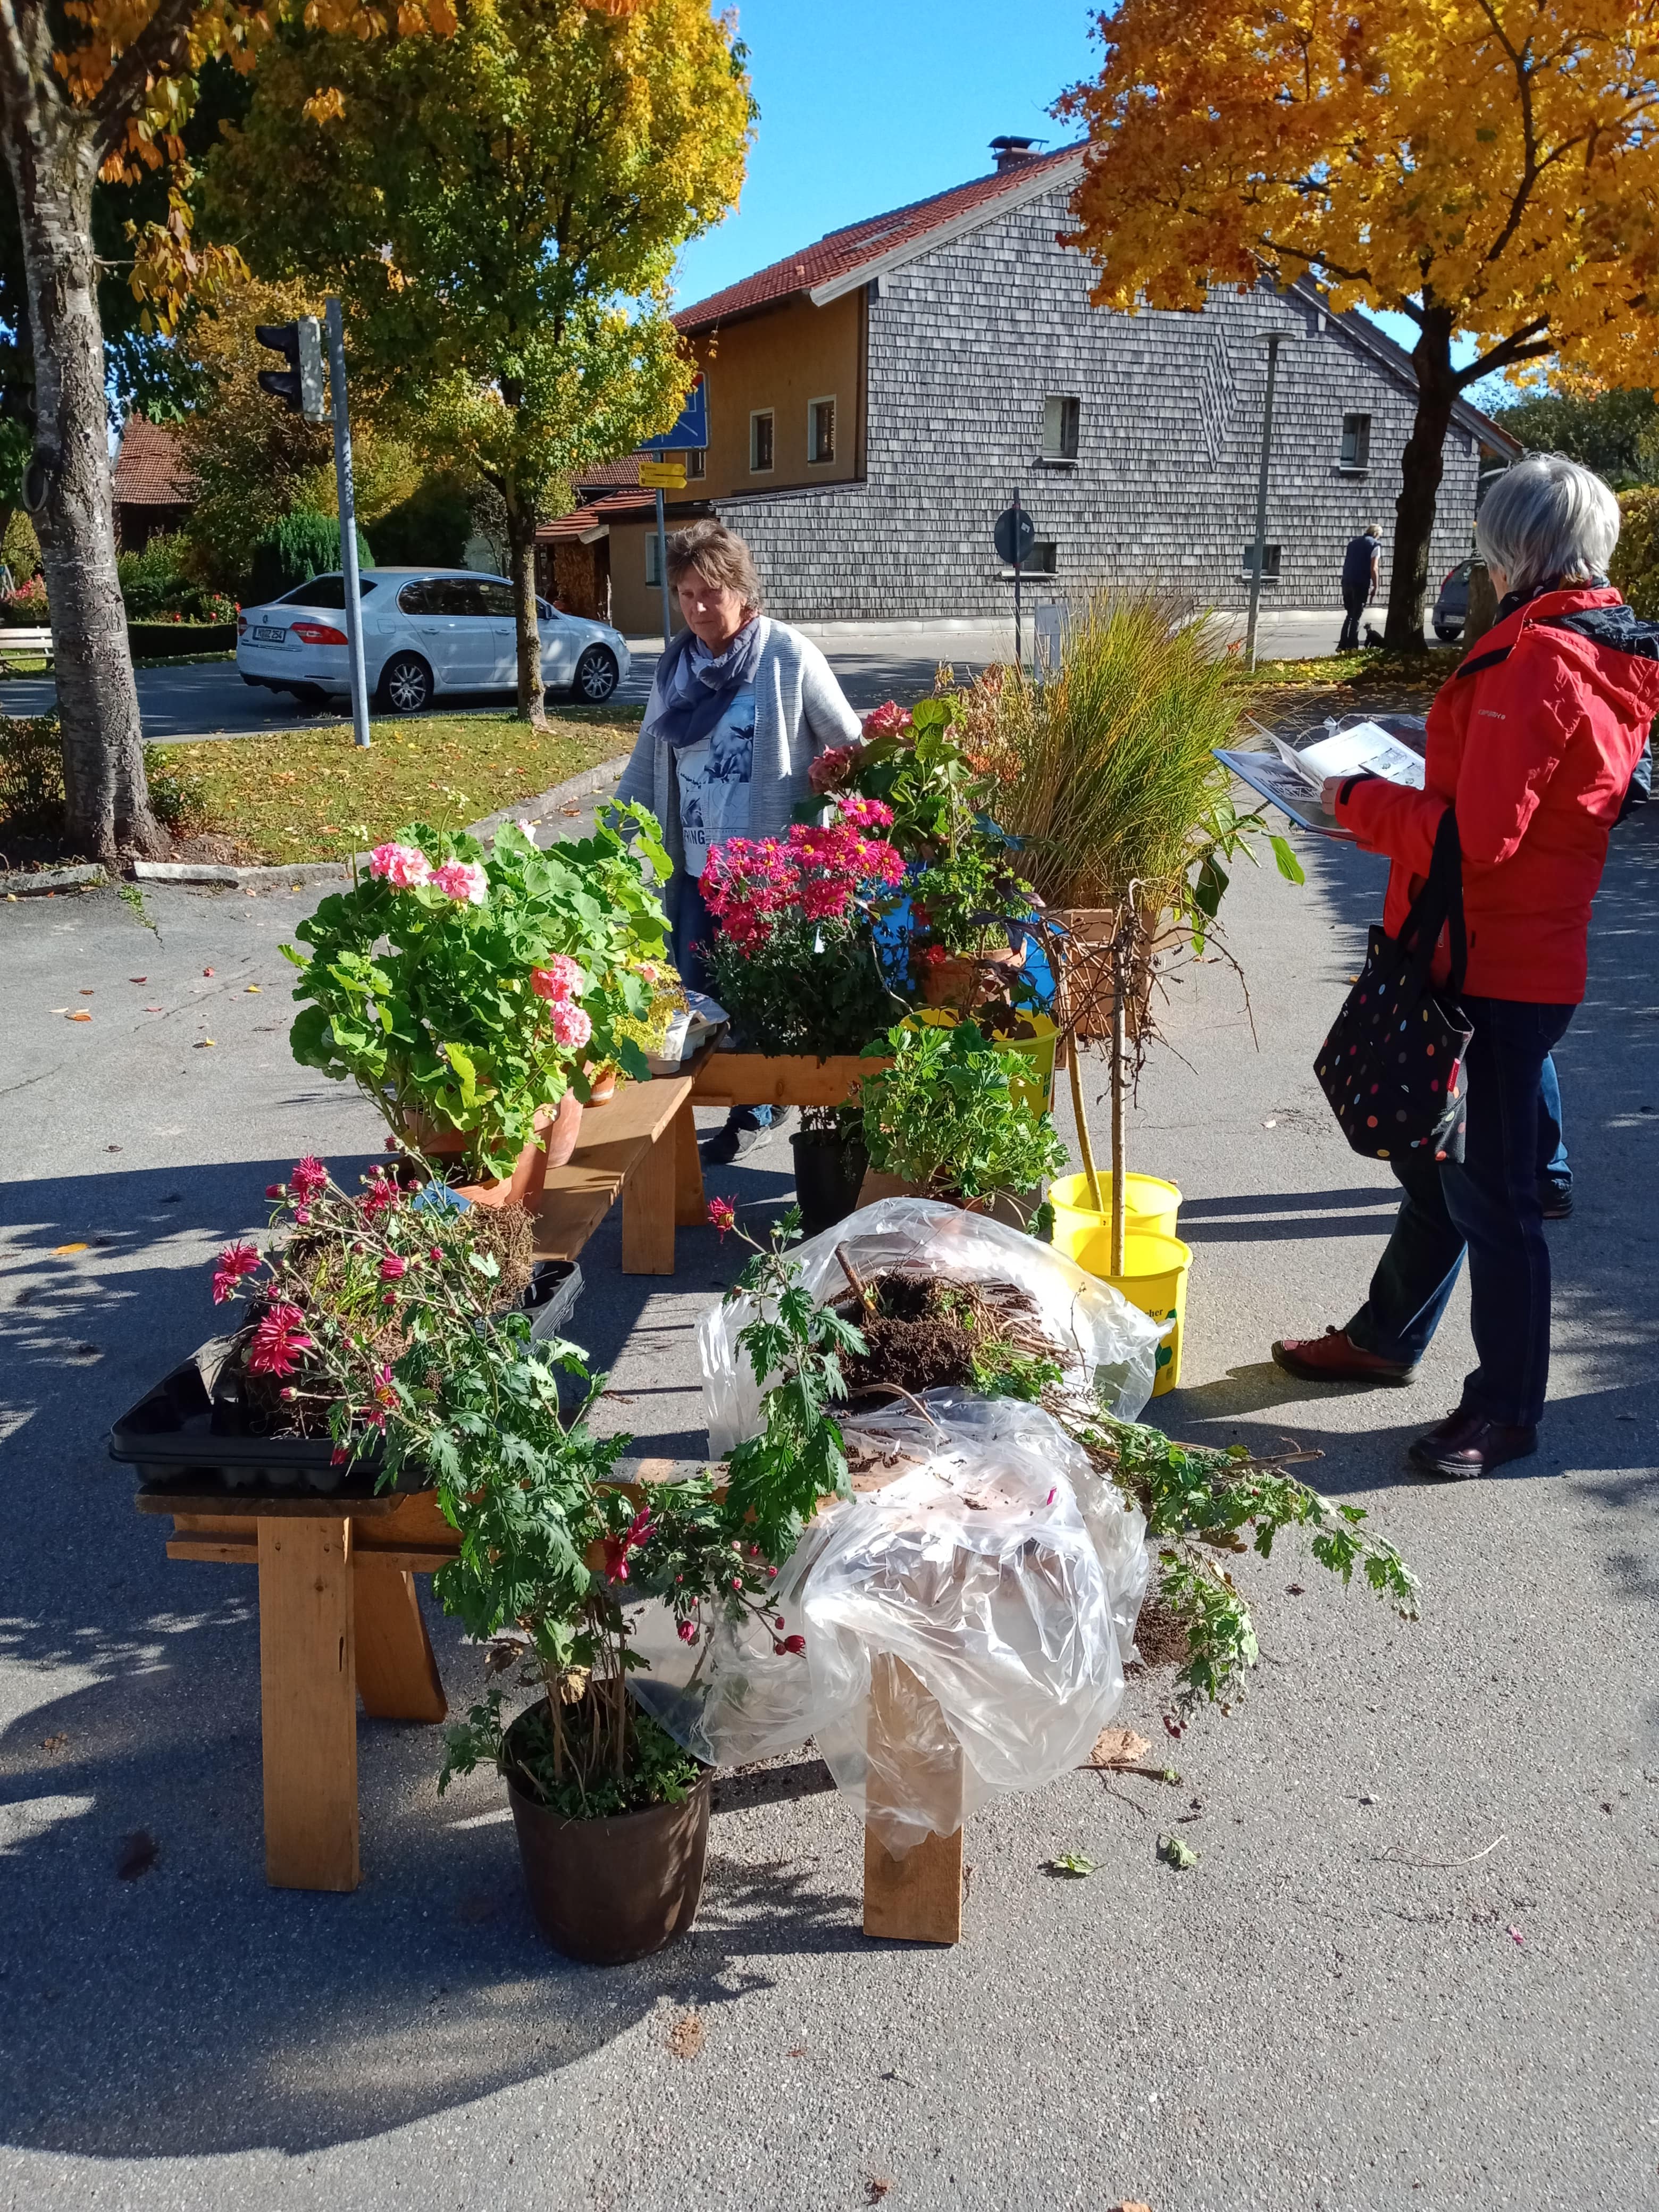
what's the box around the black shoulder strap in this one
[1395,809,1467,997]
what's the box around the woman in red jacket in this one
[1274,456,1659,1477]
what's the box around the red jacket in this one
[1336,586,1659,1003]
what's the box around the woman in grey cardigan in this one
[614,519,862,1161]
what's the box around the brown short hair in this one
[664,520,764,610]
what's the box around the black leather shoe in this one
[1408,1409,1538,1479]
[1539,1180,1574,1220]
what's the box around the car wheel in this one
[378,652,433,715]
[570,646,618,704]
[1433,623,1462,643]
[289,683,326,710]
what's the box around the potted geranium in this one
[700,800,907,1232]
[284,808,671,1204]
[856,1018,1067,1233]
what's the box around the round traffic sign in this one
[993,504,1036,565]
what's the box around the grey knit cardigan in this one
[612,616,862,921]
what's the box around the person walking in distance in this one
[1275,456,1659,1477]
[1339,521,1384,652]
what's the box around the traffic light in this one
[255,318,326,422]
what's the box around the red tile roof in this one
[675,145,1085,333]
[535,489,656,542]
[573,454,644,491]
[113,414,191,506]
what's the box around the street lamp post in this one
[1244,330,1283,674]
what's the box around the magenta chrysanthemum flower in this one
[290,1156,328,1202]
[246,1302,312,1378]
[707,1197,735,1240]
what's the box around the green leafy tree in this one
[204,0,753,724]
[1490,375,1659,490]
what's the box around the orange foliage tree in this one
[1058,0,1659,650]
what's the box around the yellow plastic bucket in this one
[1050,1171,1182,1249]
[1065,1226,1192,1396]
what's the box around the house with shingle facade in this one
[554,139,1518,636]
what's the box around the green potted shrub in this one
[284,808,671,1202]
[856,1017,1067,1233]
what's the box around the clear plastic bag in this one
[698,1196,1163,1456]
[632,1393,1149,1855]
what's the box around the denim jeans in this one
[672,872,773,1130]
[1537,1053,1569,1189]
[1347,996,1576,1427]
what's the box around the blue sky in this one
[672,1,1102,307]
[674,2,1511,407]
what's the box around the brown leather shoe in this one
[1408,1408,1538,1479]
[1271,1327,1417,1386]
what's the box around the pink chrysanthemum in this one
[290,1156,328,1202]
[368,842,430,889]
[836,794,894,831]
[707,1196,735,1240]
[246,1302,312,1378]
[211,1241,261,1304]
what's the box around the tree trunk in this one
[504,476,548,729]
[1,112,166,861]
[1382,307,1459,656]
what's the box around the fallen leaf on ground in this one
[144,1006,163,1012]
[69,1010,91,1022]
[129,976,147,983]
[865,2183,891,2203]
[52,1243,89,1255]
[40,1734,68,1753]
[1044,1850,1096,1878]
[195,1039,216,1049]
[1508,1925,1524,1946]
[244,985,261,993]
[1084,1727,1151,1771]
[1158,1833,1200,1872]
[666,2009,705,2059]
[115,1829,159,1880]
[1112,2201,1154,2211]
[202,966,214,976]
[79,988,94,995]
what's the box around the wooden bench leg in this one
[674,1097,707,1227]
[861,1654,963,1944]
[257,1516,359,1892]
[622,1118,678,1275]
[355,1564,447,1724]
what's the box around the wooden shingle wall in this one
[713,187,1482,625]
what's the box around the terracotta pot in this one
[918,942,1027,1012]
[583,1064,618,1105]
[507,1766,711,1964]
[403,1090,582,1210]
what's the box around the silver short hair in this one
[1476,454,1621,595]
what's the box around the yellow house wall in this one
[692,292,865,499]
[608,520,668,638]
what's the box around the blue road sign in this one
[640,376,707,453]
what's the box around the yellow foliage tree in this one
[0,0,613,860]
[1058,0,1659,649]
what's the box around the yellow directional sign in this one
[638,459,686,489]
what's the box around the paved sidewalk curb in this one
[3,862,108,895]
[121,752,632,890]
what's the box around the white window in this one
[1339,412,1371,470]
[1241,542,1281,580]
[685,447,707,480]
[1041,395,1080,461]
[749,410,774,473]
[807,397,836,465]
[999,541,1058,577]
[645,533,662,586]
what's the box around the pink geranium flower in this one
[808,741,864,795]
[549,1001,592,1049]
[430,859,488,905]
[861,700,911,739]
[530,954,587,1003]
[368,842,431,889]
[246,1302,312,1377]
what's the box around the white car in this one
[236,566,630,714]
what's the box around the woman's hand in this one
[1320,776,1347,817]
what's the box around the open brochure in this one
[1216,716,1427,836]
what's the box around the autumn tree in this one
[203,0,752,724]
[1059,0,1659,649]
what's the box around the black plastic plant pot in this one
[107,1334,407,1499]
[790,1128,870,1238]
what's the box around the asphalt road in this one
[2,789,1653,2209]
[0,609,1389,742]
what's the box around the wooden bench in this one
[139,1476,962,1941]
[0,625,53,675]
[533,1063,707,1273]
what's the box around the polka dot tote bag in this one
[1316,807,1472,1166]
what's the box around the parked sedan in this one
[1432,558,1471,642]
[236,567,630,714]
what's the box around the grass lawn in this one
[148,707,642,865]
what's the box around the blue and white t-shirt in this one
[676,684,756,878]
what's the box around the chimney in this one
[990,135,1044,174]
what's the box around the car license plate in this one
[252,624,287,643]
